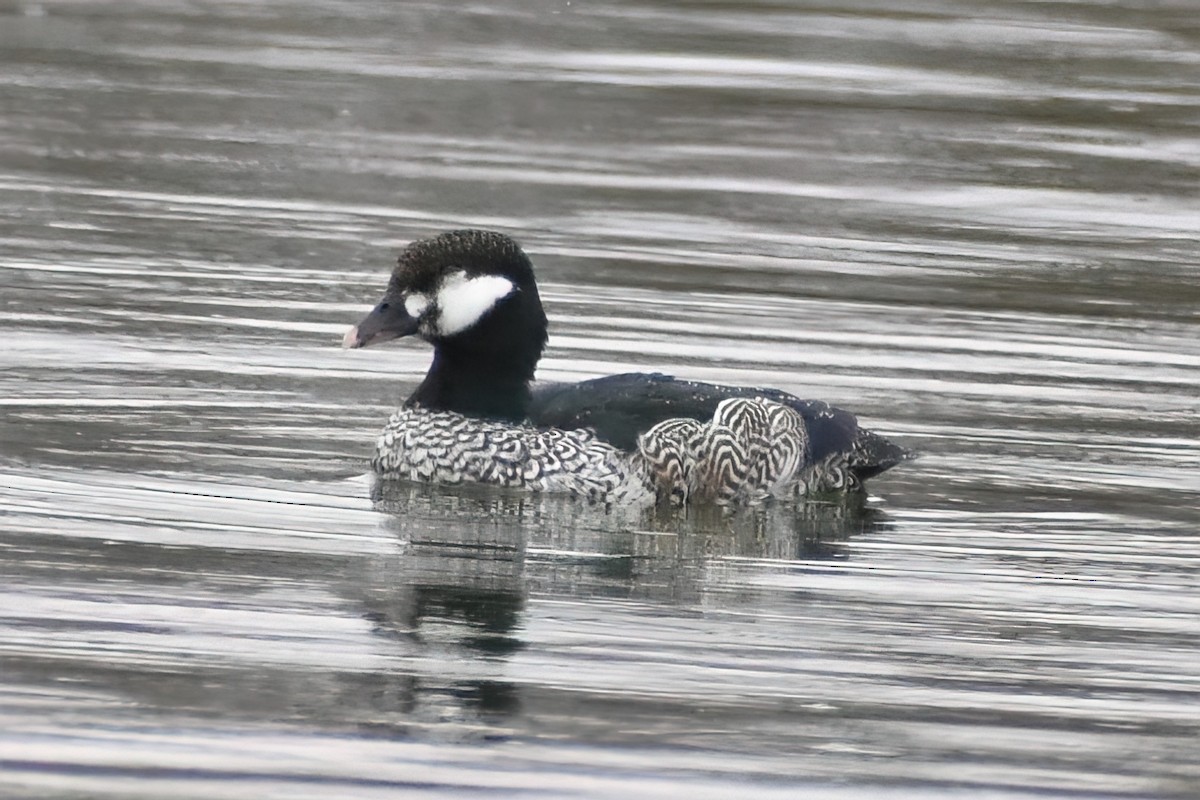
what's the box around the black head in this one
[344,230,549,421]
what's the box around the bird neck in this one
[406,344,535,423]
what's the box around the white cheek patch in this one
[435,271,515,336]
[404,293,430,318]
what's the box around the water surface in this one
[1,1,1198,798]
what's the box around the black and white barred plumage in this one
[346,230,911,507]
[373,395,868,506]
[372,404,654,504]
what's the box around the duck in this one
[343,229,911,505]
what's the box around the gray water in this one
[2,1,1199,797]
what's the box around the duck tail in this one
[847,428,915,483]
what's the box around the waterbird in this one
[344,230,910,505]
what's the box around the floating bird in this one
[344,230,910,505]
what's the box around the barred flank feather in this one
[632,417,701,506]
[636,397,809,505]
[373,406,655,503]
[373,397,864,506]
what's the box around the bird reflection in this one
[349,480,892,733]
[361,482,887,656]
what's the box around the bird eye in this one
[378,302,390,311]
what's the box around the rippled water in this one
[2,1,1198,798]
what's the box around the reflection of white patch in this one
[436,272,515,336]
[404,293,430,318]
